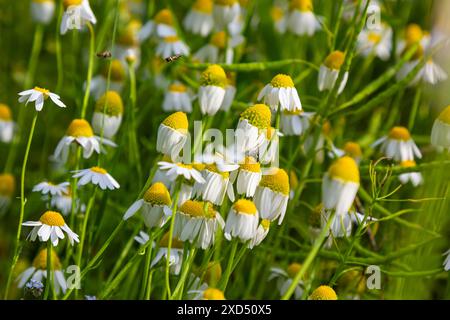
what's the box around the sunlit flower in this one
[318,51,348,95]
[60,0,97,35]
[193,163,235,205]
[234,156,262,197]
[151,232,185,275]
[224,199,259,241]
[92,91,124,139]
[18,87,66,112]
[213,0,241,29]
[220,73,236,112]
[156,36,190,59]
[158,162,206,186]
[254,127,281,165]
[288,0,321,36]
[23,210,79,246]
[269,263,304,299]
[50,187,85,216]
[194,31,244,64]
[330,141,363,164]
[31,0,55,25]
[271,4,288,34]
[115,20,142,67]
[308,285,338,300]
[138,9,177,41]
[321,205,374,238]
[357,23,393,61]
[184,0,215,37]
[396,23,430,56]
[248,219,270,249]
[372,126,422,162]
[0,173,15,214]
[198,64,228,115]
[190,287,226,300]
[398,160,423,187]
[72,166,120,190]
[431,105,450,149]
[157,112,189,160]
[443,249,450,271]
[33,181,70,197]
[0,103,14,143]
[236,104,271,153]
[163,82,193,113]
[91,60,126,99]
[257,74,302,112]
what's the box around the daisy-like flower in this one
[308,285,338,300]
[194,31,244,64]
[184,0,215,37]
[31,0,55,25]
[213,0,241,29]
[163,82,193,113]
[115,20,142,68]
[321,206,374,238]
[151,232,185,275]
[18,87,66,112]
[322,156,359,218]
[236,104,272,153]
[123,182,172,228]
[271,4,288,34]
[17,248,67,294]
[280,110,314,136]
[193,163,235,205]
[198,64,228,116]
[32,181,70,197]
[60,0,97,35]
[318,51,348,95]
[372,126,422,162]
[443,249,450,271]
[22,210,79,246]
[288,0,321,36]
[138,9,177,41]
[431,105,450,149]
[156,35,190,59]
[157,161,206,184]
[0,173,15,214]
[234,156,262,197]
[257,74,302,112]
[248,219,270,249]
[220,73,236,112]
[72,167,120,190]
[224,199,259,242]
[50,187,85,216]
[92,91,124,139]
[398,160,423,187]
[191,287,226,300]
[357,23,393,61]
[254,168,290,224]
[255,127,281,165]
[269,263,304,299]
[396,23,429,57]
[91,60,127,99]
[157,112,189,160]
[174,200,224,249]
[53,119,116,162]
[0,103,14,143]
[330,141,363,164]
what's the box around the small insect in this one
[96,51,112,59]
[165,54,183,63]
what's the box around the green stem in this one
[80,22,95,119]
[140,230,154,299]
[55,0,64,92]
[408,87,422,131]
[219,241,239,291]
[171,246,197,299]
[44,242,53,300]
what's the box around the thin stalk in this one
[140,230,154,299]
[80,23,95,119]
[219,240,239,291]
[408,87,422,131]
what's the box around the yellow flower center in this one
[162,111,189,130]
[261,219,270,230]
[154,9,174,25]
[143,182,172,206]
[180,200,216,219]
[328,156,360,183]
[210,31,228,49]
[201,64,227,88]
[287,263,302,278]
[33,86,50,98]
[343,141,362,158]
[169,83,187,93]
[239,156,261,173]
[368,32,382,44]
[204,261,222,284]
[164,35,180,43]
[66,119,94,137]
[240,104,272,130]
[405,23,423,45]
[233,199,257,215]
[283,109,303,116]
[289,170,299,189]
[437,105,450,124]
[324,51,345,70]
[95,91,124,116]
[205,164,229,178]
[158,232,184,249]
[63,0,82,9]
[309,285,338,300]
[270,74,294,88]
[102,60,126,82]
[290,0,313,12]
[260,168,290,195]
[0,104,12,121]
[117,26,138,47]
[203,288,225,300]
[388,126,411,141]
[214,0,237,6]
[193,0,213,13]
[32,248,62,270]
[270,6,284,21]
[0,173,15,197]
[400,160,416,168]
[192,162,206,171]
[90,166,107,174]
[39,210,65,227]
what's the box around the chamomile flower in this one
[248,219,270,249]
[308,285,338,300]
[220,73,237,112]
[254,168,290,224]
[396,23,429,56]
[193,163,235,205]
[443,249,450,271]
[398,160,423,187]
[151,232,185,275]
[236,104,271,153]
[156,36,190,59]
[60,0,97,35]
[17,249,67,294]
[271,4,288,34]
[431,105,450,149]
[194,31,244,64]
[198,64,228,116]
[53,119,116,163]
[224,199,259,242]
[91,60,126,99]
[50,188,85,216]
[330,141,363,164]
[280,109,313,136]
[32,181,70,197]
[255,127,281,165]
[123,182,172,228]
[92,91,124,139]
[184,0,215,37]
[321,206,374,238]
[72,167,120,190]
[31,0,55,25]
[22,210,79,246]
[157,162,206,184]
[138,9,177,41]
[134,231,150,245]
[18,87,66,112]
[318,51,348,95]
[0,103,14,143]
[157,112,189,160]
[257,74,302,112]
[234,156,262,197]
[115,21,142,67]
[163,82,193,113]
[191,287,226,300]
[213,0,241,29]
[372,126,422,162]
[357,23,393,61]
[174,200,224,249]
[322,156,359,218]
[288,0,321,36]
[269,263,304,299]
[0,173,15,214]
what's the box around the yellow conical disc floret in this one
[201,64,227,88]
[204,164,229,178]
[290,0,313,12]
[117,25,138,47]
[164,35,180,43]
[39,211,65,227]
[63,0,82,9]
[154,9,174,25]
[203,288,225,300]
[343,141,362,158]
[324,51,345,70]
[204,261,222,284]
[271,6,284,22]
[95,91,124,116]
[368,32,382,44]
[388,126,411,141]
[260,168,290,195]
[309,285,338,300]
[143,182,172,206]
[215,0,237,6]
[102,60,126,82]
[287,263,302,278]
[66,119,94,137]
[261,219,270,230]
[169,83,187,93]
[211,31,228,49]
[405,23,423,45]
[34,87,50,98]
[159,232,184,249]
[270,74,294,88]
[162,111,189,131]
[437,105,450,124]
[0,104,12,121]
[240,156,261,173]
[240,104,272,130]
[180,200,216,218]
[193,0,213,13]
[400,160,416,168]
[233,199,257,215]
[0,173,15,197]
[32,248,62,270]
[328,156,360,183]
[90,166,107,174]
